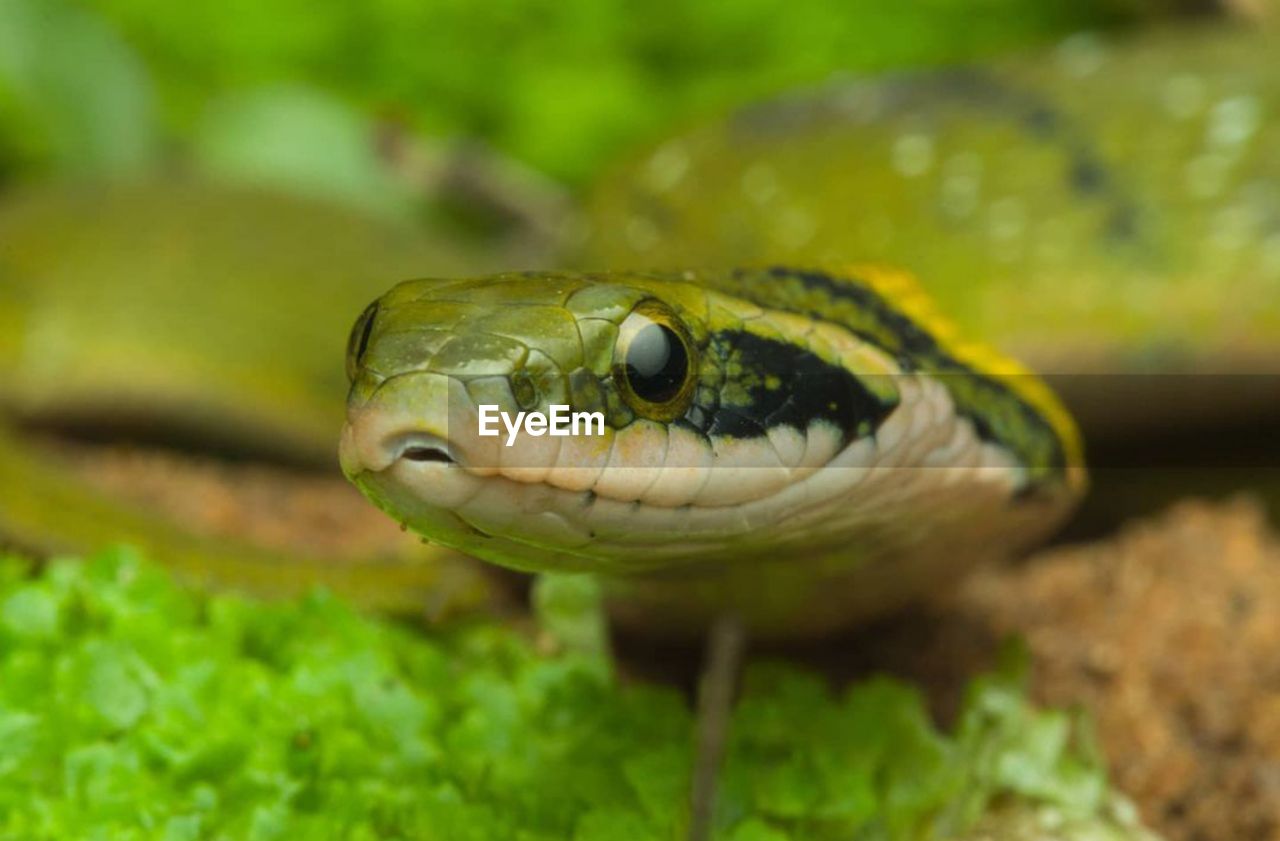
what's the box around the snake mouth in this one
[339,404,462,478]
[395,436,456,465]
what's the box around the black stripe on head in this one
[691,330,897,443]
[737,267,1070,480]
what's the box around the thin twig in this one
[689,613,747,841]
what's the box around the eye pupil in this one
[625,322,687,404]
[614,301,696,420]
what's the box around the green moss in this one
[0,547,1138,839]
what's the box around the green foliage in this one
[0,547,1129,839]
[531,572,611,663]
[191,85,417,221]
[0,0,158,178]
[78,0,1130,183]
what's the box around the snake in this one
[336,23,1280,637]
[338,266,1084,637]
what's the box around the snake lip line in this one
[381,432,457,468]
[398,439,456,464]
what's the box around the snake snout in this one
[339,404,458,478]
[340,369,470,479]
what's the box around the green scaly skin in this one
[0,182,481,461]
[0,181,516,614]
[582,24,1280,532]
[584,25,1280,434]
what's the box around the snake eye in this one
[346,301,379,383]
[614,300,696,421]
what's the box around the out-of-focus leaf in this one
[531,572,610,665]
[82,0,1132,183]
[83,641,150,731]
[0,585,62,642]
[192,85,415,221]
[0,0,158,176]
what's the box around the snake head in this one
[339,268,1083,632]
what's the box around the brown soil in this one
[961,499,1280,841]
[39,441,1280,840]
[824,499,1280,841]
[48,439,418,560]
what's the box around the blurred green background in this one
[0,0,1164,221]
